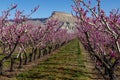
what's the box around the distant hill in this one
[48,11,76,33]
[9,11,77,33]
[28,18,48,23]
[49,11,76,23]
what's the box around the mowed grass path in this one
[17,39,89,80]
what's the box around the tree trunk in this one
[23,52,27,65]
[33,48,37,61]
[29,48,34,62]
[38,48,41,59]
[43,48,47,56]
[41,50,43,57]
[0,61,3,75]
[108,68,117,80]
[18,53,22,68]
[29,52,33,62]
[10,57,16,72]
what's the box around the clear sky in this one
[0,0,120,19]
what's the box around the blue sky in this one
[0,0,120,19]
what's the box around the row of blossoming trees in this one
[0,4,75,75]
[73,0,120,80]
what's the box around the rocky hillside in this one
[27,11,77,32]
[12,11,76,33]
[49,11,76,23]
[48,11,76,33]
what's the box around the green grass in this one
[16,39,89,80]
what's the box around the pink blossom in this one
[11,3,17,9]
[109,49,117,58]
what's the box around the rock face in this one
[50,11,76,23]
[49,11,76,33]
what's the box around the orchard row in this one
[73,0,120,80]
[0,4,75,75]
